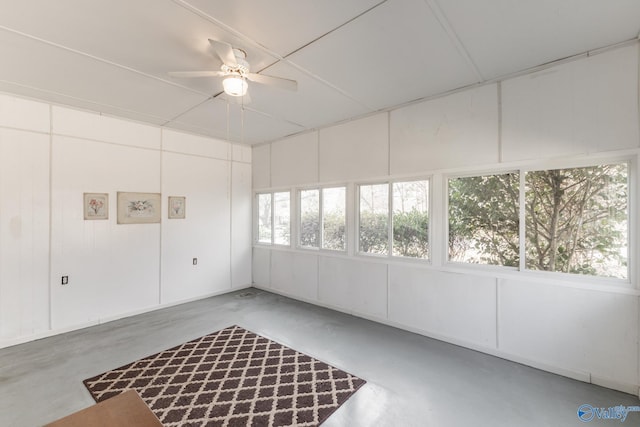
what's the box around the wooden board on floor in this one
[44,390,162,427]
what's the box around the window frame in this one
[296,184,348,253]
[444,157,634,285]
[356,177,431,262]
[255,192,273,246]
[445,169,521,269]
[357,181,391,258]
[254,190,292,247]
[297,187,320,250]
[521,160,631,281]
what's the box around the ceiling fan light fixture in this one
[222,74,248,97]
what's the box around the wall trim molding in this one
[0,286,250,351]
[252,284,639,397]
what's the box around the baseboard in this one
[0,285,252,350]
[590,376,639,397]
[4,283,636,397]
[252,284,639,396]
[98,285,251,324]
[0,322,101,349]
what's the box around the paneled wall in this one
[252,44,640,395]
[0,94,252,346]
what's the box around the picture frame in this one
[117,192,161,224]
[168,196,186,219]
[84,193,109,220]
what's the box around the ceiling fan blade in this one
[208,38,237,66]
[246,73,297,91]
[168,71,225,78]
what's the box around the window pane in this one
[359,184,389,254]
[273,192,291,245]
[300,189,320,248]
[393,180,429,259]
[525,164,628,279]
[257,193,272,244]
[322,187,346,251]
[448,173,519,265]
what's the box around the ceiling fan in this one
[169,38,297,100]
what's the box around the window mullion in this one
[319,188,324,249]
[519,170,526,272]
[388,182,393,258]
[298,190,302,248]
[271,193,275,245]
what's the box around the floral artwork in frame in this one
[84,193,109,220]
[168,196,186,219]
[117,192,161,224]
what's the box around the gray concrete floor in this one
[0,288,638,426]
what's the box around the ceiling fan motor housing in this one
[222,48,249,75]
[169,39,297,99]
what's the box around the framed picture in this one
[84,193,109,220]
[168,196,186,219]
[117,192,161,224]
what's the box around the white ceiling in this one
[0,0,639,145]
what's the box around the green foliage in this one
[393,209,429,258]
[359,211,388,254]
[298,164,628,279]
[257,195,272,243]
[525,164,627,278]
[447,164,628,279]
[258,226,271,243]
[323,212,346,251]
[300,212,319,247]
[358,210,429,258]
[300,212,346,250]
[448,173,520,266]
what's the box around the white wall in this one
[50,133,162,328]
[231,158,253,289]
[252,44,640,396]
[0,127,50,338]
[0,94,252,345]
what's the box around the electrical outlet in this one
[192,258,198,265]
[61,276,68,285]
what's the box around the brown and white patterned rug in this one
[83,325,366,426]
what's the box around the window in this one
[256,191,290,246]
[359,183,389,255]
[322,187,346,251]
[273,192,290,245]
[298,186,346,251]
[392,180,429,259]
[257,193,272,244]
[359,180,429,259]
[525,163,628,279]
[300,189,320,248]
[448,173,519,266]
[447,162,629,280]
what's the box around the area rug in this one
[83,325,366,426]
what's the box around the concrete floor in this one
[0,288,638,427]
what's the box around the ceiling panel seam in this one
[267,60,375,111]
[165,99,305,134]
[0,24,211,98]
[172,0,377,111]
[423,0,485,82]
[256,38,640,146]
[241,105,305,128]
[162,96,213,125]
[0,78,174,124]
[164,118,234,139]
[280,0,389,59]
[260,0,390,111]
